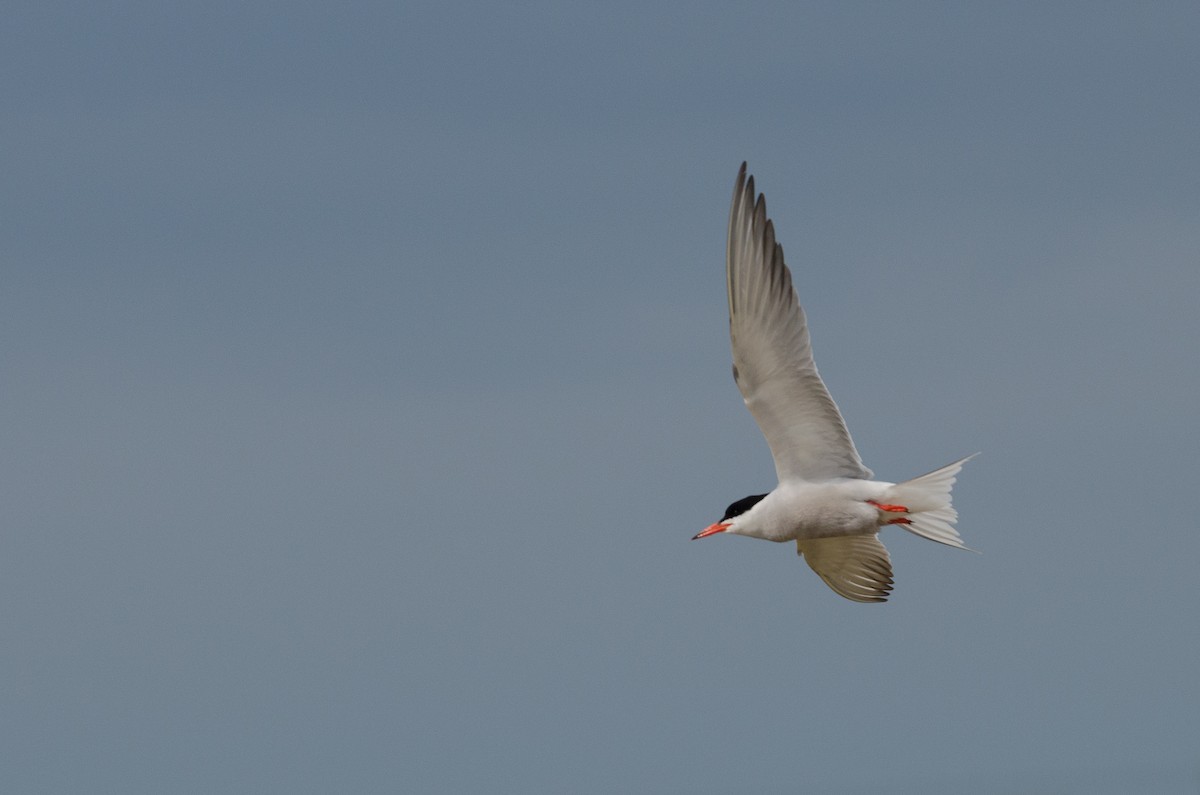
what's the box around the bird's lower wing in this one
[797,534,894,603]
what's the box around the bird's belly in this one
[789,509,876,540]
[764,487,880,541]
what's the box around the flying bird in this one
[693,163,975,602]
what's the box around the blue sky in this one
[3,2,1199,792]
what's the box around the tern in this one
[693,163,975,603]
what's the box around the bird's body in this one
[724,479,884,542]
[694,163,975,602]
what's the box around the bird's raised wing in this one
[726,163,872,482]
[797,534,893,603]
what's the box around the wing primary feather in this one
[725,163,874,482]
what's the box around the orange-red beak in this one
[692,522,731,540]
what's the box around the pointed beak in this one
[692,522,731,540]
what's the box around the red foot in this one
[886,517,912,525]
[867,500,909,513]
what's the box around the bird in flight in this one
[693,163,975,602]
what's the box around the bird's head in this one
[692,492,768,539]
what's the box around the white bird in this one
[693,163,976,603]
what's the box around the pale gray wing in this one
[797,534,893,603]
[726,163,872,482]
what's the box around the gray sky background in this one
[4,2,1199,793]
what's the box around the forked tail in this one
[881,454,978,551]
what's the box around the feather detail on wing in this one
[727,163,871,482]
[797,534,894,603]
